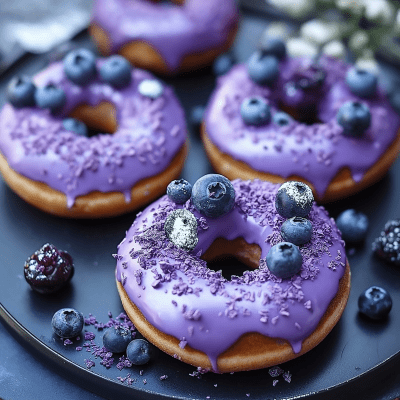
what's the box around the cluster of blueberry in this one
[164,174,235,251]
[241,39,290,127]
[266,181,314,279]
[51,308,155,365]
[6,49,133,137]
[24,243,74,294]
[332,67,377,137]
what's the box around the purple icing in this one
[204,56,400,198]
[0,60,186,207]
[115,179,347,372]
[91,0,239,72]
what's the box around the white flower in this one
[300,19,341,46]
[286,37,318,58]
[364,0,395,25]
[322,40,346,58]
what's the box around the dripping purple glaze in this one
[204,56,400,198]
[91,0,239,72]
[0,61,186,207]
[115,179,347,372]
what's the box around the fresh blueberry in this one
[258,37,287,60]
[63,48,97,86]
[103,326,133,353]
[7,76,36,108]
[240,97,271,126]
[99,55,132,88]
[273,111,292,126]
[126,338,156,365]
[212,53,234,76]
[275,181,314,219]
[372,219,400,265]
[266,242,303,279]
[167,179,192,204]
[51,308,84,338]
[164,209,198,251]
[62,118,88,136]
[35,84,66,114]
[192,174,235,218]
[24,243,74,294]
[189,105,205,128]
[247,50,279,86]
[336,209,368,243]
[358,286,392,320]
[138,79,163,99]
[281,217,313,245]
[346,67,377,98]
[337,101,371,137]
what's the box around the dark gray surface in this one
[1,13,400,400]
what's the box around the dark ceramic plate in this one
[1,12,400,400]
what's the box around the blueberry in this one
[275,181,314,219]
[126,338,156,365]
[337,101,371,137]
[51,308,84,338]
[358,286,392,320]
[167,179,192,204]
[24,243,74,294]
[192,174,235,218]
[247,50,279,86]
[266,242,303,279]
[212,53,234,76]
[281,217,313,245]
[336,209,368,243]
[138,79,163,99]
[258,37,287,60]
[273,111,292,127]
[99,55,132,88]
[7,76,36,108]
[62,118,88,136]
[35,83,66,114]
[240,97,271,126]
[63,48,97,86]
[164,209,198,251]
[189,105,205,127]
[346,67,377,98]
[103,326,133,353]
[372,219,400,265]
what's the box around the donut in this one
[202,44,400,203]
[115,176,350,373]
[0,49,187,218]
[90,0,239,75]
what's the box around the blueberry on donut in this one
[0,49,187,218]
[90,0,239,75]
[115,176,350,373]
[202,39,400,203]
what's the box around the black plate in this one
[1,12,400,400]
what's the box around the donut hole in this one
[279,102,322,125]
[69,102,118,136]
[202,237,261,280]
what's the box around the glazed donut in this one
[90,0,239,75]
[202,47,400,203]
[0,50,187,218]
[115,177,350,373]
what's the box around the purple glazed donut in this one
[115,178,350,373]
[0,52,187,218]
[202,54,400,202]
[90,0,239,75]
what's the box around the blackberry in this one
[372,219,400,265]
[24,243,74,294]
